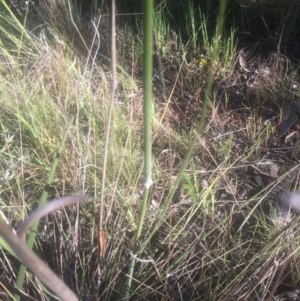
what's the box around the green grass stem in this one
[125,0,154,297]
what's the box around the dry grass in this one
[1,0,300,300]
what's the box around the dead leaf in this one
[98,228,106,259]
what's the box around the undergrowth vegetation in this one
[1,0,300,300]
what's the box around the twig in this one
[18,195,89,239]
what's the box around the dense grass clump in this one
[1,0,300,300]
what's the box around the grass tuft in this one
[1,0,300,300]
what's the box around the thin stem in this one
[98,0,118,259]
[125,0,154,298]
